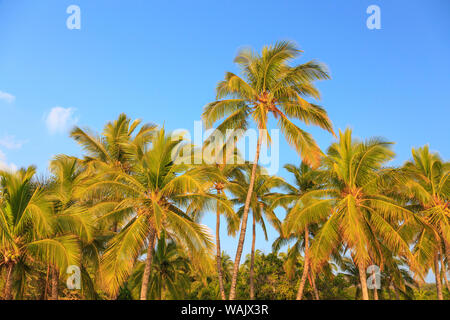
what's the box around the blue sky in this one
[0,0,449,275]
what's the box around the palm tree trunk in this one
[4,263,14,300]
[440,250,450,292]
[215,196,226,300]
[444,240,450,268]
[140,228,156,300]
[434,252,444,300]
[250,214,256,300]
[309,272,319,300]
[439,236,450,292]
[296,226,310,300]
[307,272,319,300]
[229,133,263,300]
[50,266,59,300]
[358,262,369,300]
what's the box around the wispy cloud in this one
[0,135,26,149]
[0,90,15,103]
[45,106,78,134]
[0,150,17,172]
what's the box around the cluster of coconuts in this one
[3,250,20,264]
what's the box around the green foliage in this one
[0,42,448,301]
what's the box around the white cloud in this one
[0,150,17,172]
[0,90,15,103]
[0,135,25,149]
[45,106,78,134]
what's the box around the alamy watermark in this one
[367,265,381,289]
[66,5,81,30]
[66,265,81,290]
[65,5,381,31]
[366,5,381,30]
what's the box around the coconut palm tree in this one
[271,162,325,300]
[272,225,322,300]
[71,113,156,233]
[202,41,334,299]
[46,155,95,299]
[220,251,234,284]
[86,128,213,299]
[127,232,190,300]
[228,166,283,299]
[381,254,418,300]
[400,146,449,300]
[0,166,79,300]
[338,257,364,299]
[146,233,191,300]
[71,113,156,172]
[301,129,416,300]
[189,139,243,300]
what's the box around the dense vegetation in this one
[0,42,448,300]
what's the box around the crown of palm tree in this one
[400,146,449,275]
[71,113,156,171]
[202,41,334,168]
[85,128,213,296]
[0,167,80,299]
[277,129,418,300]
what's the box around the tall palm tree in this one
[400,146,449,300]
[190,140,242,300]
[0,167,79,300]
[272,162,325,300]
[228,166,283,299]
[87,128,213,299]
[202,41,334,299]
[46,155,95,300]
[301,129,416,300]
[71,113,156,233]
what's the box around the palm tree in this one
[86,128,213,299]
[440,252,450,293]
[338,257,364,299]
[46,155,95,299]
[272,225,322,300]
[303,129,416,300]
[71,113,156,172]
[71,113,156,233]
[0,167,79,300]
[202,40,334,299]
[220,251,234,285]
[190,140,242,300]
[272,162,325,300]
[400,146,449,300]
[127,232,190,300]
[381,254,418,300]
[228,166,283,299]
